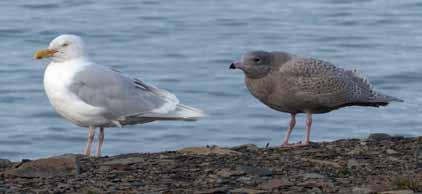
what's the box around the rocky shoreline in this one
[1,133,422,194]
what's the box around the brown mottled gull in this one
[230,51,403,147]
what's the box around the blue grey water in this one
[0,0,421,160]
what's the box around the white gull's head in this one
[35,34,87,62]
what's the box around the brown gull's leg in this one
[84,126,96,156]
[304,112,312,145]
[96,127,105,157]
[281,113,296,147]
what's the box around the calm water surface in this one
[0,0,421,160]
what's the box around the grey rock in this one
[178,146,241,155]
[4,155,80,178]
[216,168,245,177]
[240,166,272,176]
[415,146,422,160]
[386,149,399,154]
[232,144,259,152]
[259,178,292,190]
[368,133,392,141]
[379,190,414,194]
[0,159,12,169]
[308,187,322,194]
[352,187,375,194]
[230,188,267,194]
[195,187,229,194]
[237,176,255,185]
[347,159,361,169]
[103,157,145,166]
[302,173,326,179]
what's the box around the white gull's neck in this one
[49,57,92,68]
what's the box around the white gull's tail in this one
[141,103,205,121]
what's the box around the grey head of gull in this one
[230,50,403,147]
[35,34,205,156]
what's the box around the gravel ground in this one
[1,133,421,194]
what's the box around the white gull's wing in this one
[68,65,179,122]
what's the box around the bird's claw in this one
[280,141,310,148]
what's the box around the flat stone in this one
[4,155,80,178]
[379,190,414,194]
[178,146,241,155]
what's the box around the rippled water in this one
[0,0,421,160]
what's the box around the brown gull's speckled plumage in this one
[230,51,402,147]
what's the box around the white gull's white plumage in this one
[35,34,204,157]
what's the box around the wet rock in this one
[367,133,391,141]
[4,155,80,178]
[379,190,414,194]
[231,144,259,152]
[178,146,241,155]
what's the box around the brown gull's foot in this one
[280,141,310,148]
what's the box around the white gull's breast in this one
[43,59,110,127]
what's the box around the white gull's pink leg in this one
[281,113,296,147]
[84,126,96,156]
[96,127,105,157]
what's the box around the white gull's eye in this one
[62,43,69,47]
